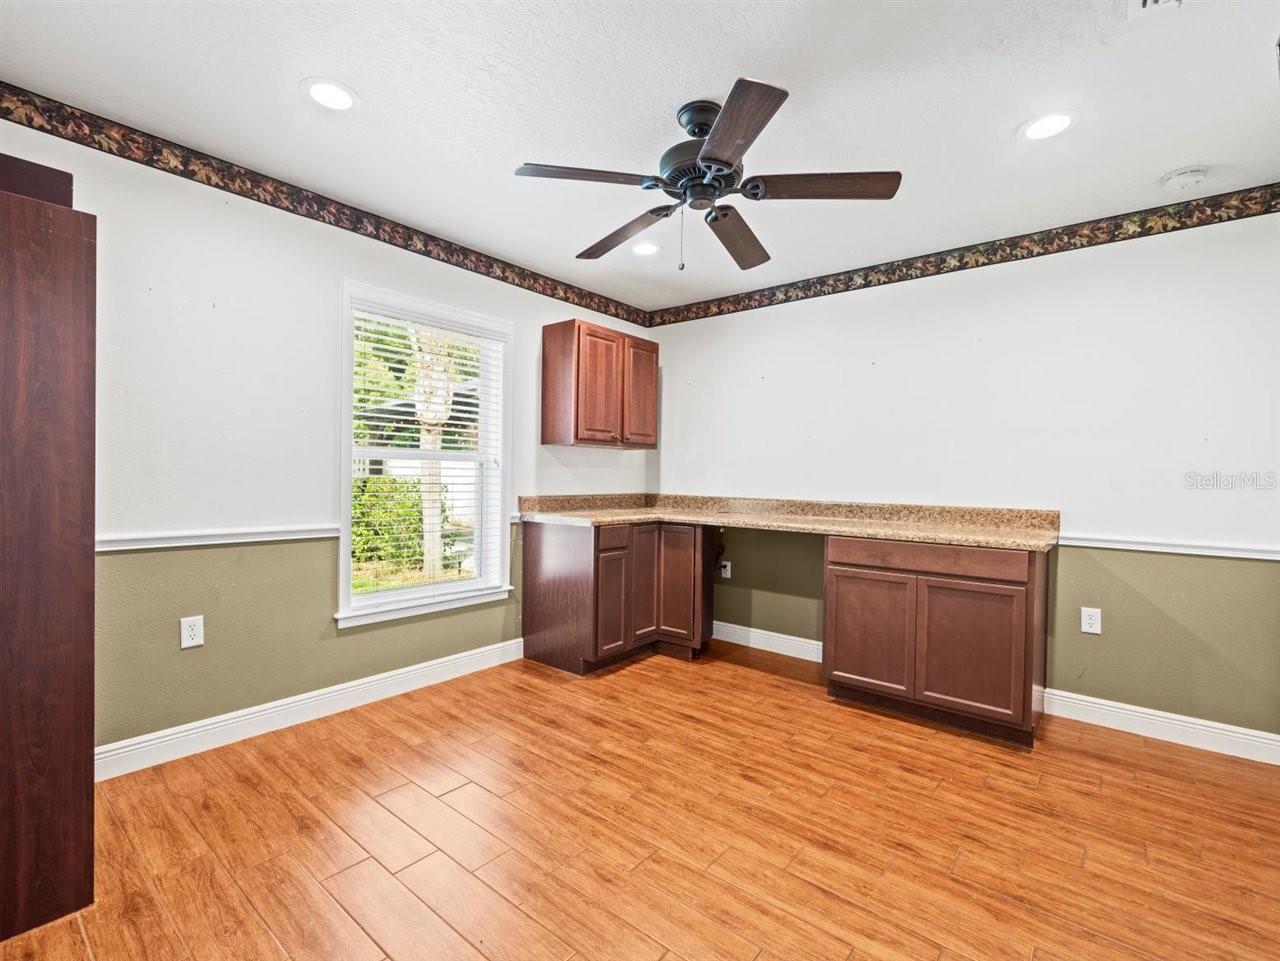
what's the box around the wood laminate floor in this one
[4,641,1278,961]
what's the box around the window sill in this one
[335,584,514,629]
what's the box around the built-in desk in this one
[520,494,1058,745]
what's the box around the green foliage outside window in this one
[350,314,482,594]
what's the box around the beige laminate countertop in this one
[518,495,1060,553]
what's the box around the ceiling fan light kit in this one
[515,76,902,270]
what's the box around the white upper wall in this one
[4,120,1277,551]
[2,122,655,537]
[650,214,1280,552]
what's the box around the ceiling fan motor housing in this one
[658,138,742,204]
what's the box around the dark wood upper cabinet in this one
[658,524,697,642]
[1,157,96,940]
[823,565,916,698]
[541,319,658,448]
[622,338,659,446]
[631,523,659,644]
[914,576,1027,724]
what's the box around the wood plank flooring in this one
[4,640,1279,961]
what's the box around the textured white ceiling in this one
[2,0,1278,310]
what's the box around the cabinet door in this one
[622,337,658,446]
[575,324,623,443]
[631,523,659,645]
[595,547,630,658]
[823,566,916,697]
[657,524,696,642]
[915,576,1026,724]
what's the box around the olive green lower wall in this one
[713,528,1280,735]
[94,526,521,745]
[97,523,1279,746]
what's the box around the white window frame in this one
[335,279,513,629]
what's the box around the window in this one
[336,282,511,628]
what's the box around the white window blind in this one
[338,285,510,627]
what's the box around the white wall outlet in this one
[180,615,204,649]
[1080,607,1102,635]
[718,560,732,579]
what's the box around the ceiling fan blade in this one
[705,205,770,270]
[515,163,656,187]
[577,205,678,260]
[741,171,902,200]
[698,78,789,174]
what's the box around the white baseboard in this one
[712,620,1279,766]
[94,637,523,781]
[1040,689,1280,766]
[713,620,823,662]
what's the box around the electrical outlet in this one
[1080,607,1102,635]
[718,560,732,579]
[180,615,204,649]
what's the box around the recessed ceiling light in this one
[1019,113,1074,141]
[303,78,359,111]
[632,242,661,256]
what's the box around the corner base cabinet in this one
[823,536,1048,744]
[523,522,713,674]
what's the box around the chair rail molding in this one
[95,524,342,552]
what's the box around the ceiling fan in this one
[515,77,901,270]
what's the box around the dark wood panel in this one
[0,186,96,940]
[595,547,630,658]
[826,682,1035,748]
[826,536,1029,582]
[0,153,73,206]
[1028,550,1049,728]
[657,524,696,642]
[914,576,1027,725]
[694,525,714,648]
[596,524,632,551]
[574,323,624,443]
[539,320,578,446]
[521,522,596,673]
[822,565,916,697]
[622,336,658,447]
[653,640,698,661]
[631,523,659,644]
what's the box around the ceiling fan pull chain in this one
[678,205,686,271]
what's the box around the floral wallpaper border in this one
[0,82,649,327]
[649,181,1280,326]
[3,81,1277,330]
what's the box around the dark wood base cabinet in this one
[823,536,1048,744]
[1,155,96,939]
[523,522,712,674]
